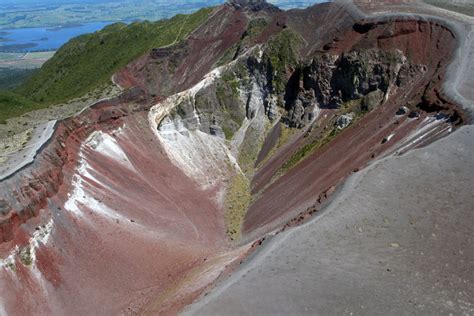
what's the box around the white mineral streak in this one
[149,46,263,188]
[0,219,53,270]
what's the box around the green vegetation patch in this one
[341,98,363,114]
[18,8,212,105]
[6,260,16,272]
[0,91,36,124]
[281,99,367,173]
[0,67,37,90]
[218,72,240,98]
[239,122,267,175]
[256,121,298,169]
[244,18,269,38]
[222,125,234,140]
[225,171,251,242]
[213,69,248,140]
[224,108,270,242]
[0,8,212,124]
[19,246,33,266]
[264,29,303,94]
[281,125,341,172]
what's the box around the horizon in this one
[0,0,326,31]
[0,0,326,7]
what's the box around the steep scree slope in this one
[243,16,466,240]
[0,1,468,314]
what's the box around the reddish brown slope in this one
[243,18,465,239]
[0,3,266,315]
[115,5,249,97]
[0,1,271,253]
[114,3,288,98]
[0,88,146,245]
[0,2,468,315]
[0,110,229,314]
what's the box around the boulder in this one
[335,113,355,130]
[362,89,384,111]
[265,95,279,121]
[396,106,409,116]
[210,125,226,139]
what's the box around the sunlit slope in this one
[0,8,212,123]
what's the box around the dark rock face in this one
[287,90,317,128]
[396,106,409,115]
[172,44,417,132]
[244,15,466,242]
[228,0,280,12]
[303,53,339,108]
[0,2,468,315]
[306,50,418,106]
[282,49,423,127]
[165,51,279,140]
[163,45,432,133]
[362,89,384,111]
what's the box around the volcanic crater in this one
[0,0,472,315]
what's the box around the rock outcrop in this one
[283,49,421,127]
[228,0,280,12]
[243,17,466,241]
[0,1,469,315]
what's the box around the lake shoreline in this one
[0,21,114,53]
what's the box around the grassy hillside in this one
[0,7,212,123]
[0,91,36,123]
[0,67,37,90]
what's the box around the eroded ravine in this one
[0,1,469,315]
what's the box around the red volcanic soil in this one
[1,111,230,314]
[285,2,362,57]
[0,88,145,245]
[114,4,286,98]
[0,5,280,312]
[54,114,228,314]
[0,1,267,253]
[0,2,468,315]
[243,18,466,240]
[115,5,247,97]
[0,5,257,314]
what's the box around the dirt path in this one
[0,120,56,180]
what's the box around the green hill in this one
[0,67,37,90]
[0,7,212,124]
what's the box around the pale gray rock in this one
[184,126,474,316]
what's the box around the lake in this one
[0,1,323,53]
[0,22,114,52]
